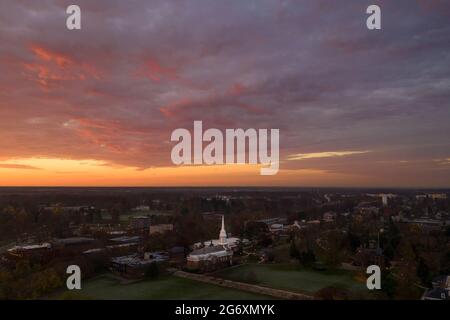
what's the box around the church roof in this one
[189,245,228,256]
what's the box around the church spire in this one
[219,215,227,245]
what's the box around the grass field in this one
[213,264,368,295]
[55,274,272,300]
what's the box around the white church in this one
[187,215,234,272]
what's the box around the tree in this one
[289,240,300,259]
[180,207,189,216]
[257,233,272,247]
[0,270,13,299]
[440,250,450,274]
[299,250,316,267]
[245,221,268,239]
[110,204,122,224]
[315,230,345,268]
[297,211,306,220]
[381,270,397,299]
[417,258,431,286]
[145,263,159,279]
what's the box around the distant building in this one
[187,215,233,272]
[149,224,173,235]
[289,220,303,231]
[129,216,151,232]
[354,241,385,269]
[356,205,379,215]
[133,205,150,212]
[255,217,287,225]
[269,223,284,233]
[381,194,388,206]
[422,288,450,300]
[83,248,106,255]
[6,243,52,259]
[107,230,127,237]
[416,193,447,200]
[431,275,450,289]
[422,276,450,301]
[323,212,336,223]
[53,237,95,246]
[168,246,186,266]
[402,218,450,232]
[429,193,447,200]
[110,252,169,278]
[109,235,141,244]
[52,237,97,255]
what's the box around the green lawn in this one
[55,274,272,300]
[213,264,367,295]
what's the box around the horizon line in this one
[0,185,449,190]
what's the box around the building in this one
[422,275,450,300]
[431,275,450,289]
[416,193,447,200]
[110,252,169,278]
[129,216,151,232]
[354,241,385,269]
[52,237,96,255]
[323,212,336,223]
[149,224,173,235]
[429,193,447,200]
[187,215,233,272]
[381,194,388,206]
[192,216,243,250]
[6,243,52,260]
[269,223,284,233]
[422,288,450,300]
[356,205,379,215]
[255,217,287,225]
[168,246,186,266]
[133,205,150,212]
[7,237,96,260]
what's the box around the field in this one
[55,274,272,300]
[213,264,368,295]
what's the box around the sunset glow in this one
[0,1,449,187]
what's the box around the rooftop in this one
[111,253,168,267]
[109,236,141,243]
[54,237,95,245]
[189,245,229,256]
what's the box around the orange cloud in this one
[139,57,179,82]
[23,44,102,89]
[30,45,73,67]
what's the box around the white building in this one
[381,194,388,206]
[193,216,242,249]
[187,215,233,272]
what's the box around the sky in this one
[0,0,449,187]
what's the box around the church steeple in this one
[219,215,227,245]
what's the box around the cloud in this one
[287,151,371,161]
[0,164,42,170]
[0,0,449,186]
